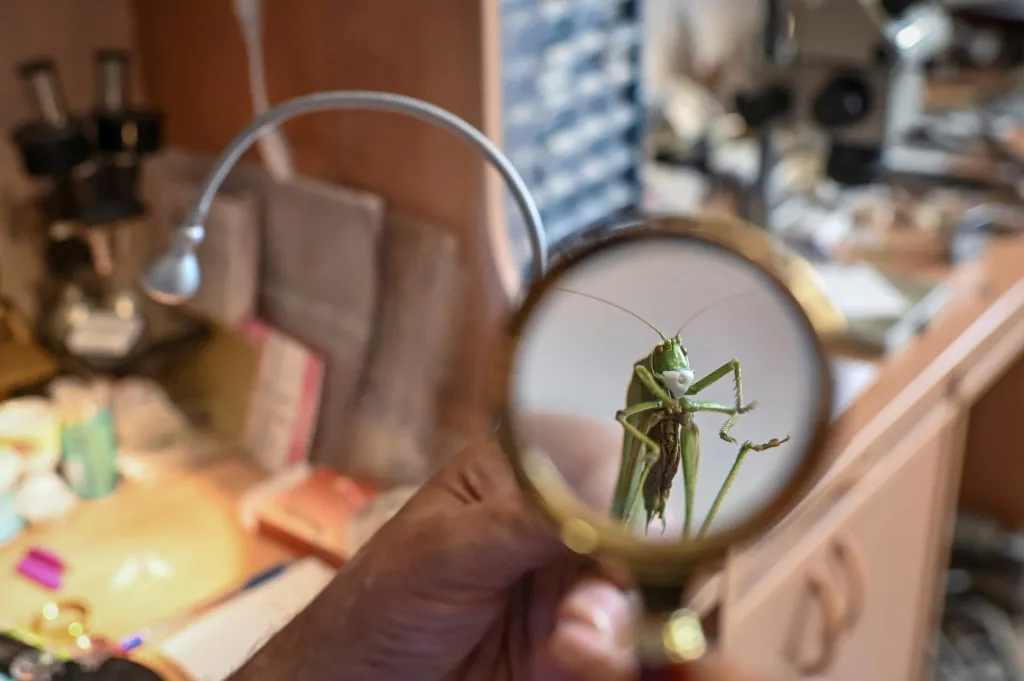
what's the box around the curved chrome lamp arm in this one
[144,90,548,304]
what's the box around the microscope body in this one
[738,0,970,188]
[788,0,895,185]
[733,0,896,191]
[8,53,166,370]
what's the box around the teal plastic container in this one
[61,403,118,500]
[53,380,119,501]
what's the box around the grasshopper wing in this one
[611,353,659,523]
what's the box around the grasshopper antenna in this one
[674,289,764,338]
[554,288,667,341]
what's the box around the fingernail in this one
[558,581,633,648]
[550,619,605,669]
[562,604,616,646]
[550,606,634,680]
[549,581,638,679]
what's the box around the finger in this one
[549,577,638,681]
[517,411,623,512]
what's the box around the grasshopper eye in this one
[681,346,688,355]
[654,344,664,354]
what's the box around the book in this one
[253,467,377,567]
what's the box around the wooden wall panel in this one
[0,0,137,132]
[132,0,502,434]
[0,0,137,194]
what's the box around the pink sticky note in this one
[17,547,65,590]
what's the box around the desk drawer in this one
[952,307,1024,403]
[724,464,862,604]
[721,402,959,681]
[725,293,1024,604]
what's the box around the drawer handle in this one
[830,536,866,630]
[785,570,844,676]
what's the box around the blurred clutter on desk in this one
[644,2,1024,679]
[0,23,470,681]
[643,0,1024,365]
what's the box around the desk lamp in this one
[143,91,547,305]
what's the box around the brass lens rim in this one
[30,599,91,642]
[497,214,835,583]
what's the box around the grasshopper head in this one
[653,337,694,399]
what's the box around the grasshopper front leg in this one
[687,360,759,441]
[686,359,755,412]
[687,361,761,447]
[686,400,747,444]
[634,365,680,407]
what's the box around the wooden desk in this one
[0,457,291,675]
[713,235,1024,680]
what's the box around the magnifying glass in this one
[497,214,838,675]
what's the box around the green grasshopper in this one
[557,289,791,539]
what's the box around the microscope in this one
[742,0,1024,206]
[7,52,204,376]
[728,0,895,227]
[732,0,981,224]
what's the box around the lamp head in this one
[143,222,205,305]
[143,245,200,306]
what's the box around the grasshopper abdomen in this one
[643,416,683,530]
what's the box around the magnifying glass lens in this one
[503,229,831,566]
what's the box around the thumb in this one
[549,577,638,681]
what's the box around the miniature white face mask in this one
[659,369,695,399]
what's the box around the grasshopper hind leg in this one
[698,434,793,538]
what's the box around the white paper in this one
[813,263,911,321]
[159,558,336,681]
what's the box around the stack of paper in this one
[159,558,336,681]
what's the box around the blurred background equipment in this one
[7,50,206,378]
[498,0,645,271]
